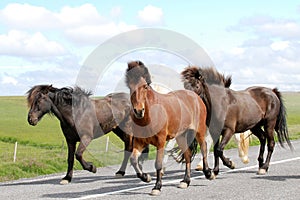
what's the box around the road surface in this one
[1,140,299,200]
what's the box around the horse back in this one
[246,86,280,119]
[93,92,131,134]
[166,89,206,131]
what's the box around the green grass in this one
[0,92,299,182]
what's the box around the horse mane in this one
[26,85,92,108]
[55,86,92,106]
[125,60,152,87]
[26,85,58,108]
[198,66,232,87]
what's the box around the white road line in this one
[73,156,300,199]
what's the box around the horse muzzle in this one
[28,115,38,126]
[133,108,145,119]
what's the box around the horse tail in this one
[169,130,198,163]
[239,131,251,155]
[272,88,293,150]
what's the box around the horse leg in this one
[196,131,213,171]
[75,135,96,173]
[251,126,266,174]
[213,138,220,176]
[130,139,151,183]
[60,140,76,185]
[176,135,192,188]
[255,122,276,175]
[150,147,165,196]
[114,127,132,177]
[219,129,236,169]
[115,140,131,177]
[261,122,276,173]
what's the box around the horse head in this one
[126,60,152,119]
[27,85,57,126]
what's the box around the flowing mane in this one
[26,85,58,107]
[26,85,92,108]
[125,60,152,86]
[56,86,92,106]
[182,66,231,89]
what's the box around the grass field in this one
[0,93,299,182]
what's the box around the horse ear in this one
[225,75,232,88]
[137,60,144,66]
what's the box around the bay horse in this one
[125,61,214,196]
[27,85,148,184]
[181,66,292,176]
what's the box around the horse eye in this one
[144,85,148,89]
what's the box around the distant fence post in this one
[105,136,109,152]
[61,140,64,152]
[13,141,17,162]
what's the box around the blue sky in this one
[0,1,300,95]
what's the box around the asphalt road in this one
[1,140,300,200]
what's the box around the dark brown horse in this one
[181,66,292,176]
[27,85,148,184]
[125,61,214,196]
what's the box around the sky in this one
[0,1,300,96]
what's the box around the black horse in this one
[27,85,148,184]
[181,66,292,176]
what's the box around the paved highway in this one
[1,140,299,200]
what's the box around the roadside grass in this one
[0,92,299,182]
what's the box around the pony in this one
[181,66,292,176]
[125,61,214,196]
[27,85,148,184]
[152,84,251,173]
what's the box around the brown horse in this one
[27,85,148,184]
[125,61,214,196]
[181,66,293,176]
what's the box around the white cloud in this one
[56,4,106,28]
[0,30,66,57]
[270,41,290,51]
[233,15,300,40]
[138,5,163,25]
[0,3,58,29]
[0,3,137,46]
[65,22,136,45]
[1,76,18,85]
[230,47,245,55]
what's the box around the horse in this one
[181,66,293,176]
[27,85,148,184]
[125,61,215,196]
[152,83,250,172]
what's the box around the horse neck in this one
[200,83,212,127]
[49,92,67,123]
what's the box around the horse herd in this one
[27,61,293,196]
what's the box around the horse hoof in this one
[60,179,70,185]
[257,168,267,175]
[209,172,216,180]
[92,166,97,173]
[150,189,161,196]
[230,161,236,169]
[146,174,152,182]
[178,182,189,189]
[115,173,124,178]
[242,157,250,164]
[195,164,203,171]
